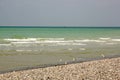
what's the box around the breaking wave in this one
[0,37,119,51]
[1,37,120,45]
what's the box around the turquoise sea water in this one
[0,27,120,73]
[0,27,120,39]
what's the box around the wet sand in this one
[0,57,120,80]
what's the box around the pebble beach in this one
[0,57,120,80]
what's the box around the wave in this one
[111,39,120,41]
[74,39,106,42]
[0,38,119,46]
[56,43,86,46]
[99,37,111,40]
[0,37,120,52]
[4,38,37,42]
[3,38,109,43]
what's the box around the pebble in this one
[0,57,119,80]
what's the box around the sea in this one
[0,26,120,73]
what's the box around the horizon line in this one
[0,26,120,28]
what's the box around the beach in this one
[0,57,119,80]
[0,27,120,72]
[0,27,120,79]
[1,0,120,79]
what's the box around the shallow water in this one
[0,27,120,73]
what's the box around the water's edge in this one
[0,55,119,74]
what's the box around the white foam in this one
[112,39,120,41]
[72,43,86,45]
[56,43,86,45]
[36,40,73,44]
[99,37,111,40]
[4,38,107,43]
[43,40,66,43]
[3,38,110,47]
[4,38,37,42]
[74,39,106,43]
[92,40,106,42]
[38,38,64,41]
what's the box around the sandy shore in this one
[0,57,120,80]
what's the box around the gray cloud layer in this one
[0,0,120,26]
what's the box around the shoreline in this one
[0,55,119,74]
[0,57,119,80]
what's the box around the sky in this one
[0,0,120,26]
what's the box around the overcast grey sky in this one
[0,0,120,26]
